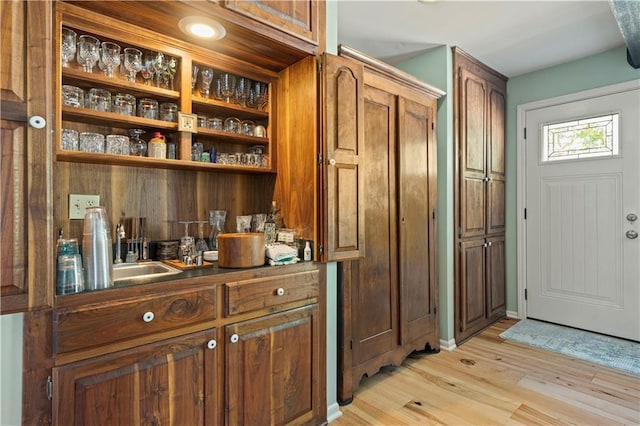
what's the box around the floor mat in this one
[500,319,640,375]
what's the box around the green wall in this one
[397,45,639,338]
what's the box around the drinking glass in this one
[234,77,251,106]
[137,98,158,120]
[191,64,199,90]
[141,52,156,85]
[128,128,147,157]
[77,35,100,73]
[87,88,111,112]
[123,48,143,82]
[167,56,178,90]
[199,67,214,98]
[253,81,268,110]
[100,42,120,77]
[219,72,236,103]
[61,28,77,68]
[155,52,166,88]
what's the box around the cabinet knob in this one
[276,287,285,296]
[142,311,155,322]
[484,177,490,182]
[329,158,336,166]
[483,242,488,248]
[207,339,217,350]
[488,241,493,246]
[29,115,46,129]
[230,334,239,344]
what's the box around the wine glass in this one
[77,35,100,73]
[123,48,143,83]
[61,28,77,68]
[155,52,166,88]
[167,56,178,90]
[219,72,236,103]
[191,64,199,90]
[140,52,156,85]
[234,77,251,106]
[195,221,209,252]
[100,42,120,77]
[253,81,268,110]
[199,67,214,98]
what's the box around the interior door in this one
[525,85,640,341]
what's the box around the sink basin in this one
[113,261,182,282]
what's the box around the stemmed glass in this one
[123,48,143,83]
[167,57,178,90]
[128,128,147,157]
[140,52,156,85]
[199,67,214,98]
[100,42,121,77]
[61,28,77,68]
[191,64,199,91]
[253,81,268,110]
[155,52,166,88]
[234,77,251,106]
[77,35,100,73]
[219,72,237,103]
[195,221,209,252]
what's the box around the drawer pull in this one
[276,287,285,296]
[207,339,217,350]
[142,311,155,323]
[230,334,239,344]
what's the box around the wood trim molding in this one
[338,45,445,99]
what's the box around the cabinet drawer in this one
[53,289,216,354]
[225,270,319,316]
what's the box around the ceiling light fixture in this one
[178,16,226,40]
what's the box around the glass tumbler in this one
[61,129,79,150]
[138,98,158,120]
[79,132,105,153]
[61,28,77,68]
[62,85,84,108]
[105,135,130,155]
[159,102,178,122]
[112,93,136,116]
[87,88,111,112]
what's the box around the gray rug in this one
[500,319,640,376]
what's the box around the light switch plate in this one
[69,194,100,219]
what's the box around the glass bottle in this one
[264,201,280,245]
[208,210,227,250]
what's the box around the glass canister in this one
[87,88,112,112]
[137,98,158,120]
[61,129,79,151]
[105,135,130,155]
[112,93,136,116]
[159,102,178,122]
[79,132,105,153]
[62,85,84,108]
[207,117,223,131]
[224,117,240,133]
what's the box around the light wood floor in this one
[332,318,640,425]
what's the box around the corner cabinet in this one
[453,47,507,344]
[1,0,54,313]
[336,47,443,403]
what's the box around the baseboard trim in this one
[327,402,343,423]
[506,310,520,319]
[440,338,457,352]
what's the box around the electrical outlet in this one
[69,194,100,219]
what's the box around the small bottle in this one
[147,131,166,159]
[264,201,278,245]
[303,241,312,261]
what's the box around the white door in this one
[525,84,639,341]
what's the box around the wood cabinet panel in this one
[459,238,486,333]
[398,96,438,344]
[321,54,365,261]
[225,304,321,426]
[53,328,218,426]
[0,0,53,313]
[488,178,506,234]
[224,269,319,316]
[54,289,216,354]
[461,71,486,178]
[461,177,486,237]
[487,235,506,317]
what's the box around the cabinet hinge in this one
[525,288,528,300]
[434,306,437,315]
[524,127,527,140]
[524,208,527,220]
[458,227,462,238]
[317,59,322,74]
[432,210,436,220]
[432,122,435,130]
[318,153,323,165]
[46,376,53,400]
[350,340,353,350]
[319,244,324,256]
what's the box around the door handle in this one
[626,230,638,239]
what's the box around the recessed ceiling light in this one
[179,16,226,40]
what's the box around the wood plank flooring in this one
[332,318,640,425]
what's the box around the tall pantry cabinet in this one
[337,47,443,403]
[453,47,507,344]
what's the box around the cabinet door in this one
[398,96,438,343]
[53,329,219,426]
[487,85,506,235]
[320,54,365,262]
[458,68,487,238]
[458,238,487,338]
[0,0,53,313]
[223,0,320,46]
[226,304,321,426]
[351,84,398,366]
[486,235,506,319]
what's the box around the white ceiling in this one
[337,0,627,77]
